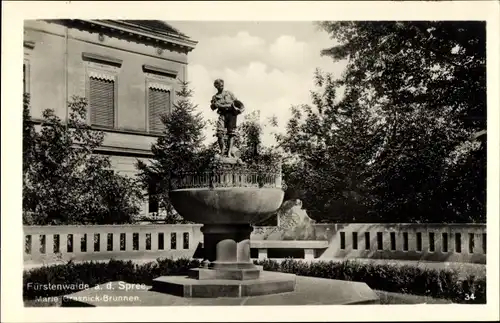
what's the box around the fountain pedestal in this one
[152,223,296,298]
[201,224,254,267]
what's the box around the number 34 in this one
[465,293,476,301]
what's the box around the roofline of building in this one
[57,19,198,53]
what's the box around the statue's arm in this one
[210,96,217,110]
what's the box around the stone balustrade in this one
[23,222,486,267]
[312,223,486,264]
[23,224,204,266]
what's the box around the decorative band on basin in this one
[170,163,283,190]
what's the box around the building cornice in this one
[59,19,197,54]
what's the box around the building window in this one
[89,75,115,128]
[148,84,171,133]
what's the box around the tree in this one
[23,95,142,225]
[235,110,281,167]
[278,70,384,222]
[235,110,283,226]
[23,93,36,201]
[311,21,486,222]
[136,81,209,223]
[318,21,485,133]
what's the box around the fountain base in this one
[151,223,297,298]
[151,270,296,298]
[188,267,261,280]
[62,275,380,306]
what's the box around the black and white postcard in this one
[2,1,499,322]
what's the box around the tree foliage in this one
[278,71,383,222]
[278,21,486,223]
[136,81,211,223]
[235,110,282,167]
[23,95,143,225]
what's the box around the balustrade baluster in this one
[112,232,120,252]
[46,234,54,256]
[66,234,73,253]
[126,232,134,252]
[72,234,82,254]
[32,234,41,258]
[100,232,108,252]
[151,232,159,252]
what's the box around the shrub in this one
[23,258,199,300]
[23,95,143,225]
[254,259,486,304]
[24,258,485,304]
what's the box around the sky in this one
[168,21,348,147]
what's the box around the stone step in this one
[151,271,296,298]
[188,267,262,281]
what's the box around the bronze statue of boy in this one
[210,79,245,158]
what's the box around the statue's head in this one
[214,79,224,91]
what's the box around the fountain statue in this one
[210,78,245,160]
[151,79,295,298]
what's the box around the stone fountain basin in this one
[169,187,284,224]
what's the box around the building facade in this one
[23,19,197,217]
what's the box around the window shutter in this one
[89,77,115,128]
[148,88,170,133]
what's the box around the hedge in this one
[23,258,485,304]
[254,259,486,304]
[24,258,199,300]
